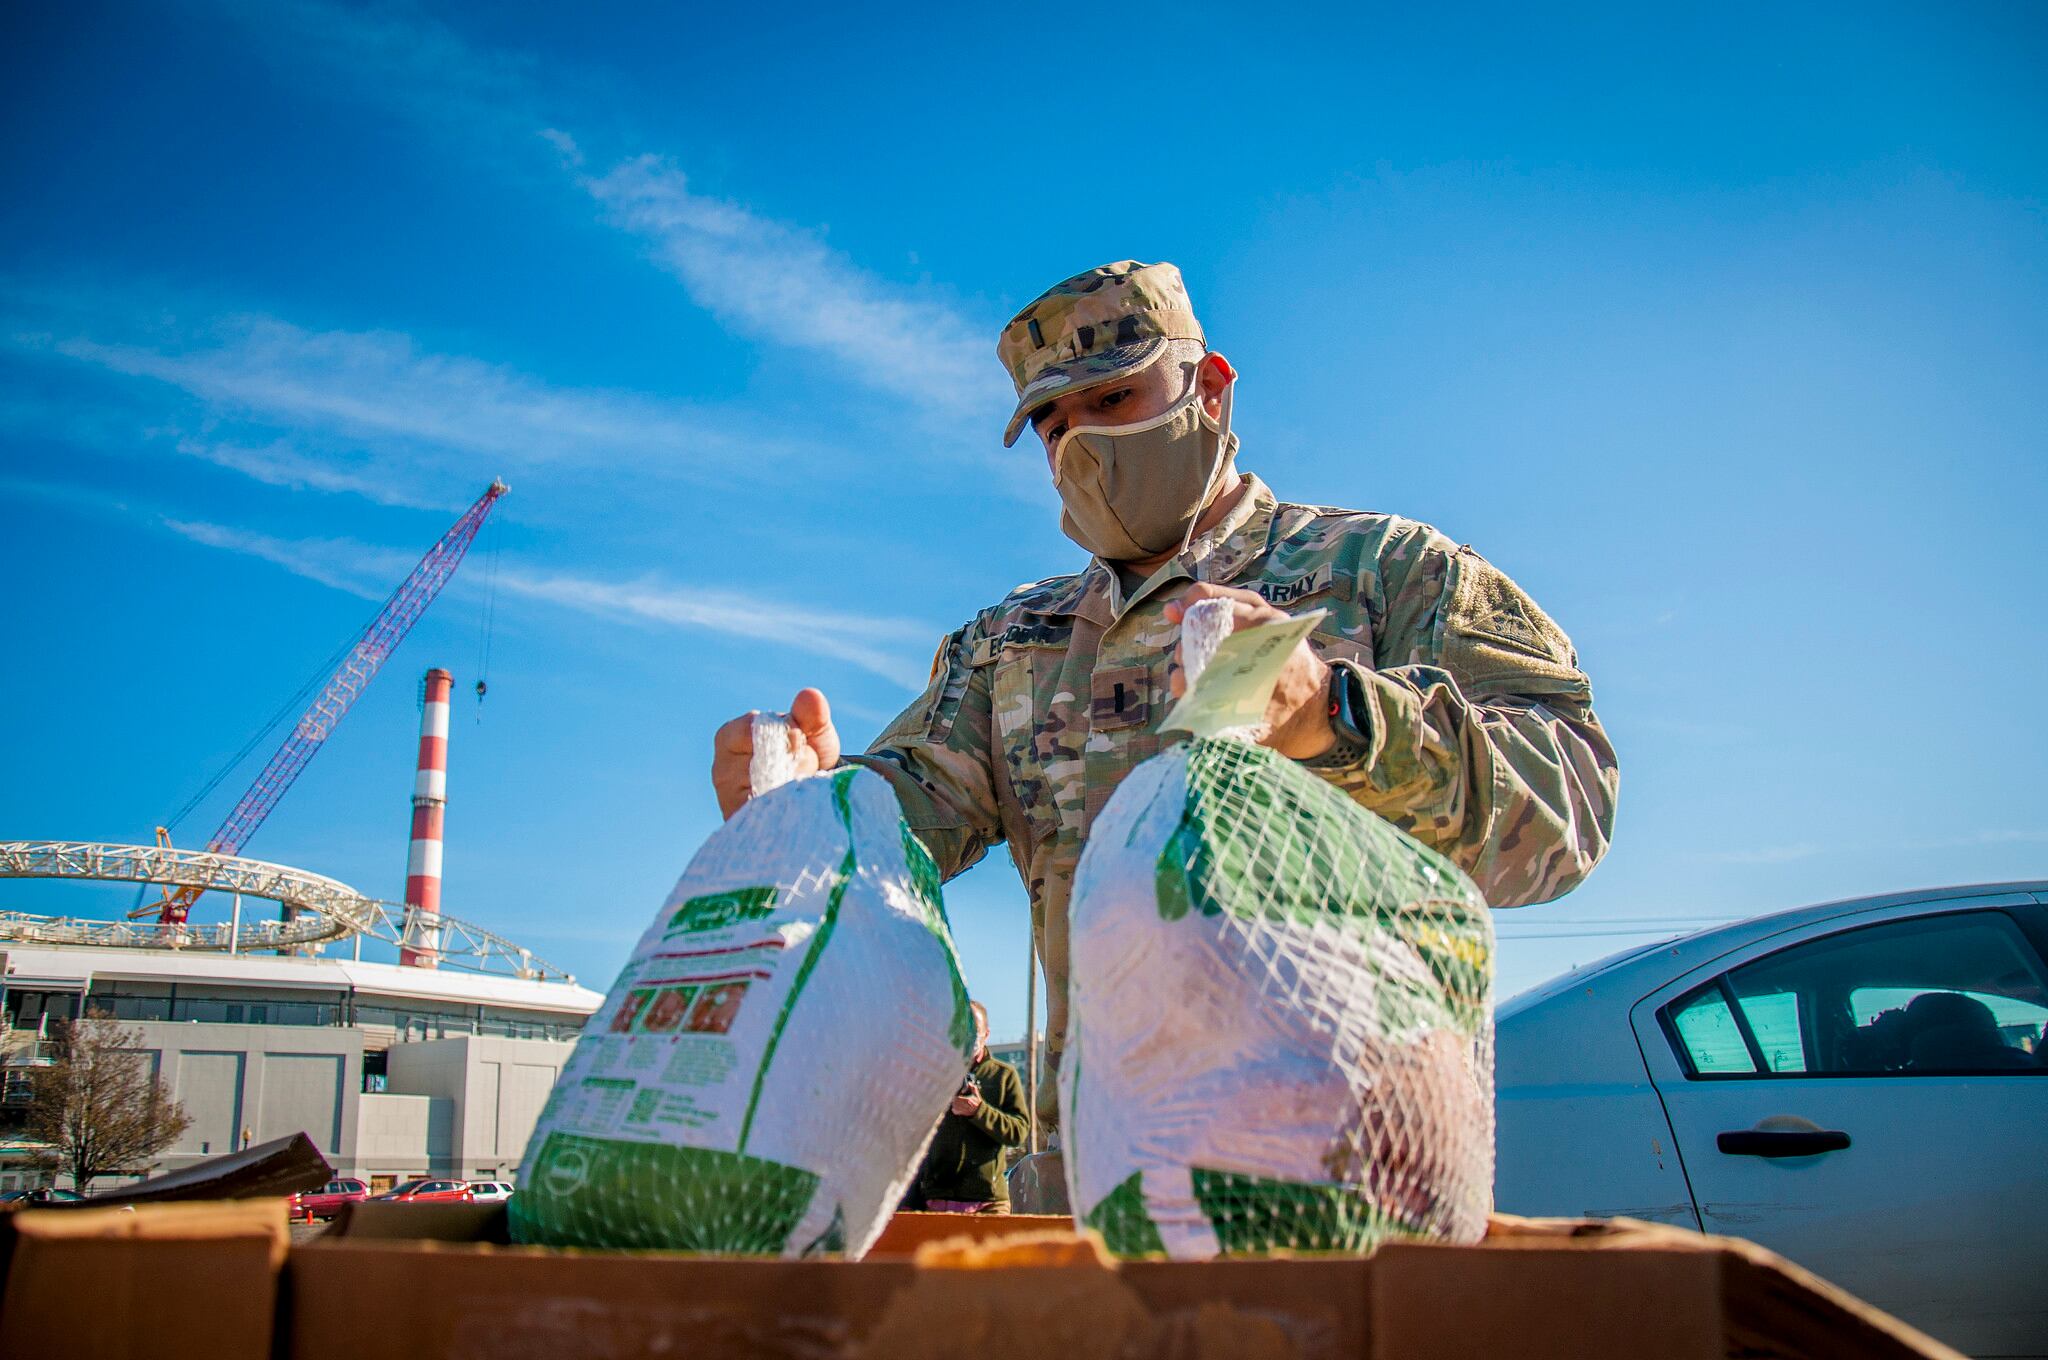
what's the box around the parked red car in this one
[371,1179,473,1204]
[289,1177,371,1222]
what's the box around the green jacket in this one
[917,1054,1029,1205]
[850,473,1619,1078]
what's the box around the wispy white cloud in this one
[161,518,415,601]
[40,317,752,472]
[0,294,823,514]
[223,0,551,166]
[171,436,449,509]
[492,566,930,690]
[215,2,1010,425]
[0,475,144,520]
[583,153,1007,419]
[161,513,933,688]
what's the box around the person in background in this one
[916,1001,1028,1213]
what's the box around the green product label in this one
[1190,1166,1425,1256]
[667,885,779,935]
[736,769,861,1150]
[901,822,975,1056]
[1081,1170,1166,1258]
[509,1132,822,1255]
[1156,740,1493,1036]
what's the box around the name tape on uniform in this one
[1159,609,1327,739]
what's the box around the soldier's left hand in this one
[949,1090,983,1117]
[1165,583,1338,760]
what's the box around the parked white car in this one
[1495,883,2048,1359]
[467,1181,515,1203]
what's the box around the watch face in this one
[1304,663,1371,769]
[1331,663,1367,736]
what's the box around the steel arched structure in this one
[0,840,571,982]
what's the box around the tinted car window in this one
[1665,910,2048,1078]
[1670,987,1755,1073]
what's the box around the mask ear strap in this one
[1170,362,1236,558]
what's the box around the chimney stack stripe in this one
[407,837,444,881]
[400,667,454,969]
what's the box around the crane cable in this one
[473,514,502,721]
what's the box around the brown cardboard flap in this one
[1373,1238,1725,1360]
[1124,1255,1374,1360]
[1396,1216,1967,1360]
[1717,1235,1968,1360]
[855,1255,1151,1360]
[287,1241,919,1360]
[867,1211,1073,1257]
[278,1209,1964,1360]
[1,1199,287,1360]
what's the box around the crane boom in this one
[153,480,508,926]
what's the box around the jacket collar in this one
[1191,471,1279,585]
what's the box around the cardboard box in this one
[869,1210,1075,1256]
[0,1199,1966,1358]
[285,1208,1962,1360]
[0,1198,288,1360]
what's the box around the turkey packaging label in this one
[511,738,975,1259]
[1061,602,1496,1260]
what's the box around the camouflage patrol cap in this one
[997,260,1205,447]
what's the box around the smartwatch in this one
[1301,661,1373,771]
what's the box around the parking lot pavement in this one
[289,1220,330,1244]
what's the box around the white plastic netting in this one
[511,713,976,1257]
[1060,602,1496,1258]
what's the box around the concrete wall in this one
[131,1022,364,1172]
[355,1092,454,1181]
[117,1025,570,1182]
[385,1035,571,1179]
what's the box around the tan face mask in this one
[1051,371,1236,562]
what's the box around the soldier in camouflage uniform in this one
[712,261,1619,1111]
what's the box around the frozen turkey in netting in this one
[511,713,977,1257]
[1061,599,1495,1259]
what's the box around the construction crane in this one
[142,480,509,927]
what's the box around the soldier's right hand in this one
[711,688,842,819]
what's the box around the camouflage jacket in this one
[848,473,1619,1065]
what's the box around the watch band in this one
[1300,661,1373,771]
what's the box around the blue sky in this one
[2,1,2043,1038]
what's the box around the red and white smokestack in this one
[399,668,452,969]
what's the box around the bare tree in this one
[27,1012,192,1194]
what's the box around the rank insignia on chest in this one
[1089,664,1152,731]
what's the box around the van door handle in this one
[1716,1128,1850,1157]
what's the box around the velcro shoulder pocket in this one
[1440,549,1588,696]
